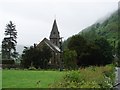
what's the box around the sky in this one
[0,0,119,46]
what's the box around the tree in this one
[95,37,113,65]
[78,42,109,66]
[67,35,113,66]
[63,49,77,69]
[68,35,87,57]
[21,44,52,69]
[21,46,32,68]
[68,35,88,65]
[2,21,17,60]
[33,44,52,69]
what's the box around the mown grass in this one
[2,70,65,88]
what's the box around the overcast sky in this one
[0,0,119,46]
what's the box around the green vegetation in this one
[2,65,115,88]
[80,11,119,44]
[63,49,77,69]
[21,43,52,69]
[63,10,119,67]
[63,10,119,52]
[2,70,65,88]
[117,40,120,66]
[1,8,118,89]
[2,21,18,60]
[63,35,113,67]
[50,65,115,88]
[0,70,2,89]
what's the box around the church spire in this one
[49,19,60,47]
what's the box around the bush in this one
[2,59,15,64]
[63,49,78,69]
[28,66,36,70]
[50,65,115,88]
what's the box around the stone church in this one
[37,19,62,68]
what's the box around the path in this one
[115,67,120,90]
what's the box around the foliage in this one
[81,24,99,42]
[2,60,15,64]
[78,43,102,66]
[2,21,18,60]
[63,49,77,69]
[81,11,119,49]
[117,40,120,65]
[63,11,119,64]
[21,44,52,69]
[28,66,37,70]
[117,40,120,58]
[62,37,71,50]
[68,35,87,64]
[50,65,115,88]
[66,34,113,66]
[95,37,113,65]
[68,35,87,56]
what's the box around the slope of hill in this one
[63,10,119,49]
[80,10,119,45]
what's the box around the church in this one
[37,19,62,68]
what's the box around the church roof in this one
[49,19,60,39]
[37,38,61,53]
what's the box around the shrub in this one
[28,66,36,70]
[2,59,15,64]
[63,49,78,69]
[50,65,115,88]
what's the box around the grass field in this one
[0,70,2,89]
[2,70,65,88]
[2,65,115,88]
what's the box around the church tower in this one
[49,19,60,47]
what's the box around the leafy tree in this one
[33,44,52,69]
[78,43,102,66]
[67,35,113,66]
[95,37,113,65]
[63,49,77,69]
[21,44,52,69]
[68,35,87,57]
[21,46,33,68]
[2,21,17,60]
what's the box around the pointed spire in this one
[49,19,60,39]
[49,19,60,47]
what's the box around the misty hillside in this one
[63,10,119,49]
[80,10,119,42]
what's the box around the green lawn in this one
[2,65,115,88]
[0,70,2,89]
[2,70,65,88]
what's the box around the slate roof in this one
[37,38,61,53]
